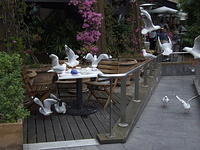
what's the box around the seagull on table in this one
[49,94,66,114]
[49,54,66,74]
[33,97,57,116]
[158,36,173,56]
[64,44,79,68]
[183,35,200,59]
[140,9,161,35]
[142,49,157,59]
[161,96,170,107]
[176,95,199,113]
[84,53,109,68]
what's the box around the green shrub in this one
[0,52,29,123]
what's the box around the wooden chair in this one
[85,62,120,109]
[22,68,57,112]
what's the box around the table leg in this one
[76,78,82,109]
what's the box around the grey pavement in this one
[51,76,200,150]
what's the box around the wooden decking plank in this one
[35,114,46,143]
[82,116,98,138]
[23,118,28,144]
[51,114,65,141]
[58,115,74,140]
[67,115,83,140]
[95,111,109,132]
[27,115,37,143]
[74,116,92,139]
[43,116,55,142]
[89,114,106,134]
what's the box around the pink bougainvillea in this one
[68,0,103,53]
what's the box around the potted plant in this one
[0,52,29,150]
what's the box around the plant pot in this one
[0,120,23,150]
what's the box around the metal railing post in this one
[143,65,148,87]
[134,72,141,102]
[118,77,128,127]
[109,78,113,137]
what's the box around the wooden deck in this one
[23,92,123,144]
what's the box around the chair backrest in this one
[98,59,138,74]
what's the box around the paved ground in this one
[33,76,200,150]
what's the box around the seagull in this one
[142,49,157,59]
[161,96,170,107]
[49,54,66,74]
[33,97,57,116]
[84,53,109,68]
[176,95,199,113]
[140,9,161,35]
[158,36,173,56]
[49,94,66,114]
[64,44,79,68]
[183,35,200,59]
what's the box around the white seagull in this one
[49,94,66,114]
[176,95,199,113]
[140,9,161,35]
[64,44,79,68]
[84,53,109,68]
[142,49,157,59]
[183,35,200,59]
[33,97,57,116]
[158,36,173,56]
[49,54,66,74]
[161,96,170,107]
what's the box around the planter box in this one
[0,120,23,150]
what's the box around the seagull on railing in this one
[183,35,200,59]
[142,49,157,59]
[33,97,57,116]
[158,36,173,56]
[49,54,66,74]
[84,53,109,68]
[176,95,199,113]
[140,9,161,35]
[161,96,170,107]
[64,44,79,68]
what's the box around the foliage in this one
[0,0,37,64]
[180,0,200,46]
[30,10,82,59]
[68,0,103,53]
[0,52,29,123]
[104,1,140,58]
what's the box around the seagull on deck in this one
[49,54,66,74]
[176,95,199,113]
[158,36,173,56]
[183,35,200,59]
[49,94,66,114]
[64,44,79,68]
[33,97,57,116]
[161,96,170,107]
[142,49,157,59]
[84,53,109,68]
[140,9,161,35]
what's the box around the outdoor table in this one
[58,68,102,116]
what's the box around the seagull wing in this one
[85,53,94,62]
[33,97,44,109]
[176,95,186,104]
[187,95,199,103]
[168,36,172,47]
[193,35,200,51]
[141,9,154,29]
[95,54,109,65]
[43,98,57,109]
[65,45,79,63]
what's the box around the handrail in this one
[98,56,159,79]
